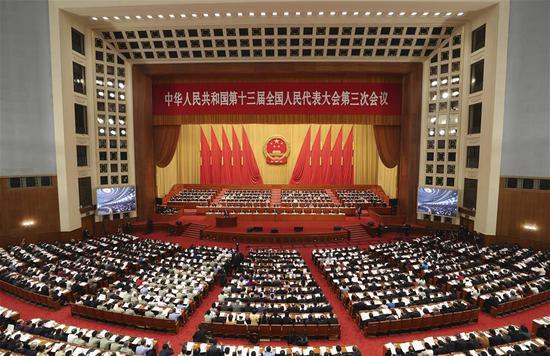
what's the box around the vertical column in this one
[48,8,93,233]
[460,3,510,236]
[92,34,136,221]
[418,29,464,224]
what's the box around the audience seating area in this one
[73,245,234,332]
[0,307,159,355]
[0,306,19,327]
[371,236,550,317]
[281,190,336,208]
[0,234,170,309]
[532,315,550,340]
[383,324,538,356]
[201,249,340,340]
[335,190,385,208]
[0,232,548,356]
[215,190,272,207]
[381,237,550,318]
[169,189,217,205]
[313,243,478,336]
[182,342,360,356]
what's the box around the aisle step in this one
[343,224,371,242]
[181,223,208,238]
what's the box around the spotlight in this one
[21,220,35,227]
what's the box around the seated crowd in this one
[0,306,18,328]
[182,342,360,356]
[170,189,217,204]
[77,246,234,323]
[533,315,550,340]
[370,235,549,314]
[281,190,335,208]
[0,234,175,305]
[202,249,338,330]
[0,304,161,356]
[313,246,473,329]
[214,190,272,208]
[384,324,540,355]
[335,190,385,208]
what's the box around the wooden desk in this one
[216,216,238,228]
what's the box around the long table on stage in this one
[207,213,348,222]
[201,228,350,244]
[198,206,356,217]
[215,216,238,227]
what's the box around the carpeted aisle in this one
[1,231,549,355]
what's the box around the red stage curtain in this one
[221,128,233,183]
[342,128,354,184]
[210,127,222,184]
[289,127,311,184]
[330,127,343,185]
[153,125,180,167]
[241,127,263,185]
[199,127,211,184]
[231,127,243,184]
[374,125,400,168]
[309,128,322,184]
[321,127,332,184]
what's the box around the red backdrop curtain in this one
[241,127,263,184]
[330,128,343,185]
[199,128,212,184]
[373,125,400,168]
[221,128,233,183]
[210,127,222,184]
[289,127,312,185]
[231,127,244,184]
[342,129,354,184]
[153,125,180,167]
[289,126,353,185]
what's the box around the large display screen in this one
[96,186,136,216]
[417,186,458,217]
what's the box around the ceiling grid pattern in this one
[99,24,456,62]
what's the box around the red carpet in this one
[1,231,548,355]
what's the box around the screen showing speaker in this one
[96,186,136,216]
[417,186,458,217]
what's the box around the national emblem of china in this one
[264,135,290,165]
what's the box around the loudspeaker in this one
[389,198,398,208]
[155,197,163,205]
[334,225,342,231]
[294,226,303,232]
[271,228,278,233]
[246,227,255,233]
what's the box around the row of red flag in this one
[200,127,263,185]
[199,126,353,185]
[289,127,354,185]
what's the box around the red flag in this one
[343,127,354,185]
[309,127,322,184]
[210,127,222,184]
[199,127,211,184]
[221,128,232,183]
[231,127,243,184]
[321,127,332,184]
[241,126,263,185]
[289,127,312,185]
[331,127,343,185]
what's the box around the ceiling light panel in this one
[97,23,456,63]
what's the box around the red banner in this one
[153,82,402,115]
